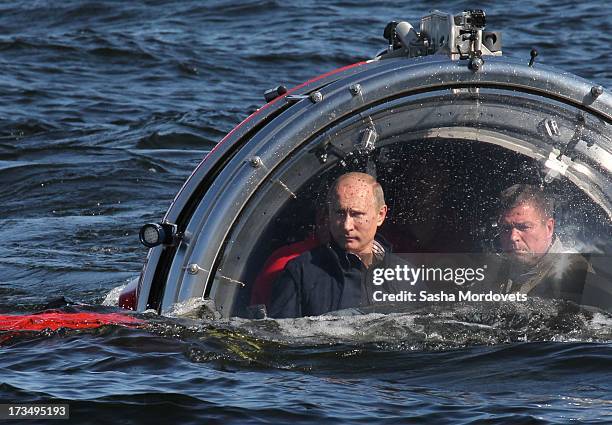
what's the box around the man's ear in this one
[545,217,554,239]
[377,205,388,226]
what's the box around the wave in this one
[0,37,78,53]
[135,131,217,150]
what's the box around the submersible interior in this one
[127,11,612,317]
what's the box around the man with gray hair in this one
[269,172,412,318]
[496,184,588,302]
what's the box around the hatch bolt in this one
[186,263,204,275]
[468,56,484,71]
[249,156,263,168]
[309,91,323,103]
[591,85,603,98]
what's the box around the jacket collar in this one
[328,235,388,269]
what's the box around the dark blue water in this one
[0,1,610,423]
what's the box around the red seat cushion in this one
[250,237,320,308]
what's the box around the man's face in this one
[499,201,554,263]
[329,177,387,255]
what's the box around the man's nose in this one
[510,227,522,241]
[342,214,354,231]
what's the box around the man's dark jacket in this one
[268,241,415,318]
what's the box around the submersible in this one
[120,10,612,317]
